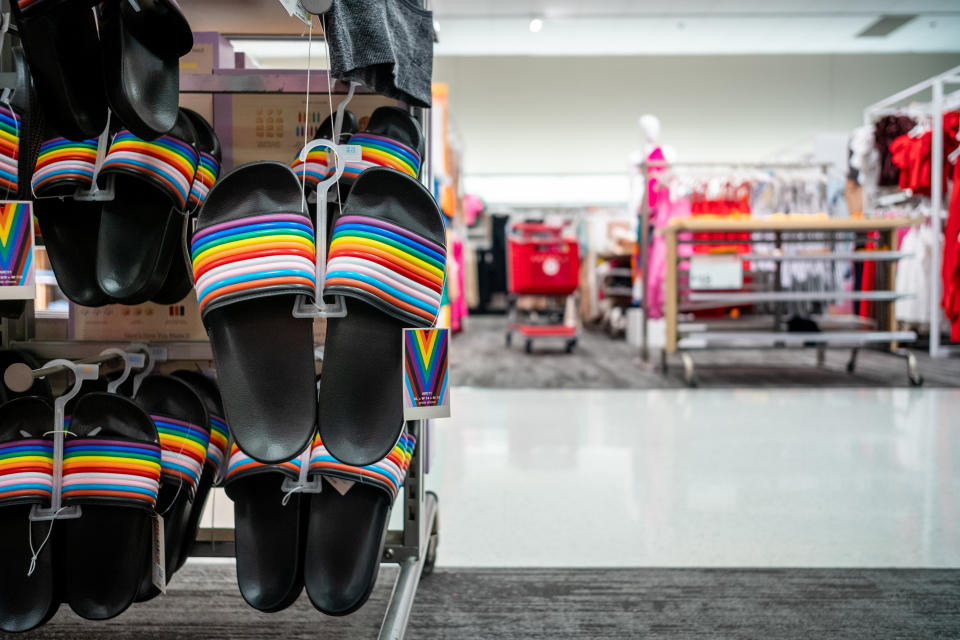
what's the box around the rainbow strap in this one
[191,213,317,315]
[291,146,329,188]
[153,415,209,496]
[308,432,415,501]
[0,439,53,505]
[62,438,162,509]
[325,215,445,327]
[100,130,199,210]
[342,133,420,181]
[189,151,220,208]
[32,137,98,195]
[0,105,19,194]
[207,414,229,475]
[224,444,302,484]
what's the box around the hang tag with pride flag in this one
[0,201,35,300]
[402,328,450,420]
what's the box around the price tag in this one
[341,144,363,162]
[689,255,743,290]
[277,0,311,25]
[152,516,167,594]
[402,328,450,420]
[0,201,36,300]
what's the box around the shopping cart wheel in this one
[505,332,512,348]
[524,339,533,354]
[565,339,577,353]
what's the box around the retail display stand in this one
[656,216,924,387]
[0,66,440,640]
[863,63,960,358]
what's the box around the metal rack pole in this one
[638,162,650,362]
[930,78,945,357]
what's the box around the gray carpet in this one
[452,317,960,388]
[16,565,960,639]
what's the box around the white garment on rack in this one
[895,224,934,323]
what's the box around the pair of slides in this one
[32,108,221,306]
[0,393,162,629]
[224,429,416,614]
[291,106,424,197]
[0,370,230,631]
[193,158,445,467]
[13,0,192,141]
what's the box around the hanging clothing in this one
[874,115,916,186]
[324,0,435,107]
[943,158,960,341]
[895,225,934,324]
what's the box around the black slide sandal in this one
[32,130,111,307]
[318,168,446,466]
[95,111,199,304]
[11,0,106,141]
[191,161,317,464]
[304,432,415,615]
[61,392,162,620]
[99,0,193,140]
[133,374,209,600]
[170,369,229,572]
[0,397,58,632]
[153,109,223,305]
[223,445,308,612]
[340,106,424,190]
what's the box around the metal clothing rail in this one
[633,159,831,361]
[864,64,960,358]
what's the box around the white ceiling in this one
[184,0,960,56]
[431,0,960,18]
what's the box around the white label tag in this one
[689,255,743,290]
[326,476,355,496]
[152,516,167,594]
[341,144,363,162]
[277,0,311,24]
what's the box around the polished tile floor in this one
[203,387,960,568]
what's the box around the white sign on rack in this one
[277,0,311,25]
[688,254,743,290]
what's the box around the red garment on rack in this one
[943,157,960,342]
[888,112,960,196]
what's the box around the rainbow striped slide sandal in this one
[304,432,416,615]
[32,131,111,307]
[99,0,193,140]
[223,443,309,612]
[317,167,446,466]
[338,107,424,190]
[60,392,162,620]
[132,375,209,601]
[153,109,223,306]
[11,0,107,140]
[95,110,199,304]
[0,398,58,632]
[291,110,359,190]
[170,369,230,573]
[192,162,318,464]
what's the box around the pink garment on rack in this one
[646,195,692,319]
[449,236,468,332]
[647,147,667,210]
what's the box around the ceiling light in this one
[529,18,543,33]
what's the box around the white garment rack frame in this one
[863,63,960,358]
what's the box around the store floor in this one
[452,316,960,388]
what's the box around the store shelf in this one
[738,251,913,262]
[11,340,214,361]
[686,290,908,303]
[678,314,874,334]
[179,69,375,95]
[677,330,917,350]
[602,287,634,297]
[662,216,923,233]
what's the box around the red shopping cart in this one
[505,222,581,353]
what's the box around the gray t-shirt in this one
[325,0,434,108]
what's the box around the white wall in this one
[433,53,960,179]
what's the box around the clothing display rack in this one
[0,66,440,640]
[863,64,960,358]
[655,216,923,386]
[635,160,829,361]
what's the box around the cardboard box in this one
[180,32,235,75]
[224,93,398,168]
[70,297,207,342]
